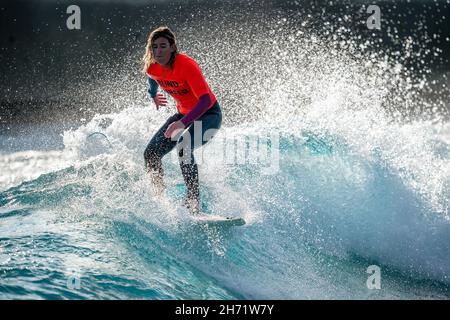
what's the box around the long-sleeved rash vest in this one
[147,53,217,126]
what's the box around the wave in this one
[1,17,450,298]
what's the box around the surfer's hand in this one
[164,120,185,139]
[152,93,167,110]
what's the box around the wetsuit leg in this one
[144,113,184,178]
[177,101,222,203]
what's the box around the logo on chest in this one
[156,79,190,96]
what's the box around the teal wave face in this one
[1,127,449,299]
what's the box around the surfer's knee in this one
[176,135,194,165]
[144,145,160,167]
[143,146,152,162]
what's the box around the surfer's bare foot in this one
[182,196,200,215]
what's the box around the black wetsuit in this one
[144,101,222,201]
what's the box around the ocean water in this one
[1,0,450,300]
[1,98,449,299]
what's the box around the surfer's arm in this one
[180,94,211,126]
[147,77,159,99]
[148,77,167,109]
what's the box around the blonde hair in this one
[142,26,178,74]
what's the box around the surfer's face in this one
[152,37,174,66]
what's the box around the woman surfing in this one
[142,26,222,215]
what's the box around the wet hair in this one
[142,26,178,73]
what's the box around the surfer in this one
[142,26,222,215]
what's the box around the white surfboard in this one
[191,214,245,227]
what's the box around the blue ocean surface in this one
[1,107,449,299]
